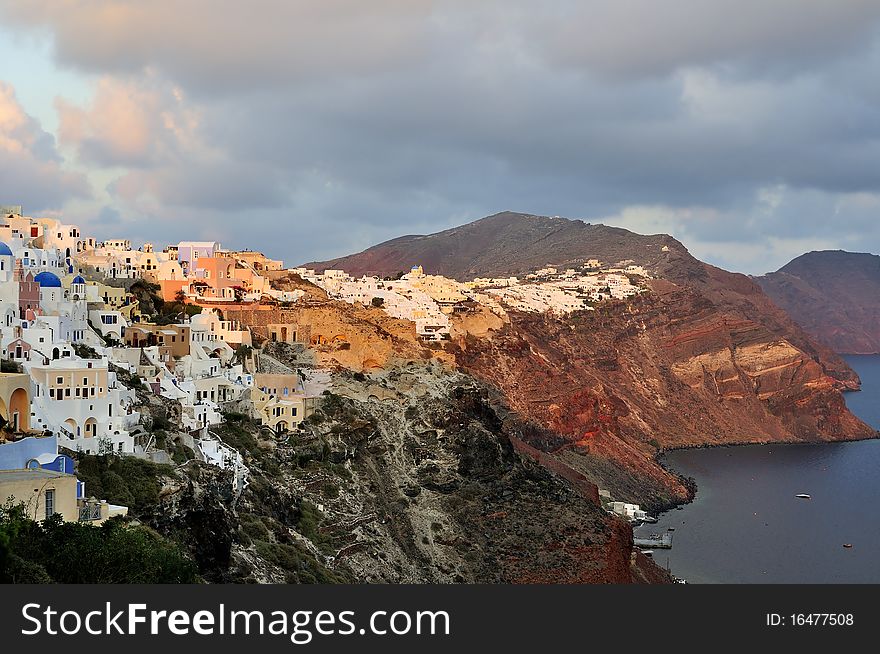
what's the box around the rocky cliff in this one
[757,250,880,354]
[127,364,666,584]
[309,212,874,508]
[452,283,874,509]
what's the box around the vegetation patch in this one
[74,455,176,514]
[0,506,198,583]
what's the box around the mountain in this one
[300,213,873,511]
[306,211,679,279]
[757,251,880,354]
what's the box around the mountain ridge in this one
[305,211,682,280]
[757,250,880,354]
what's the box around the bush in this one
[1,359,23,373]
[0,506,198,583]
[151,414,171,432]
[75,455,175,514]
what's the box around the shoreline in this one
[649,431,880,513]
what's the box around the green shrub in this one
[75,455,174,514]
[0,507,198,583]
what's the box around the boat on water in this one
[843,544,853,549]
[640,550,654,557]
[795,493,811,499]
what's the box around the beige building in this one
[125,323,191,358]
[252,373,317,432]
[0,469,78,522]
[267,323,308,344]
[0,372,31,434]
[234,250,284,272]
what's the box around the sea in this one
[633,354,880,583]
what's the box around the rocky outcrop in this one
[227,283,452,372]
[275,369,662,583]
[451,282,876,509]
[757,250,880,354]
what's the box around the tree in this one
[174,289,187,305]
[371,296,384,308]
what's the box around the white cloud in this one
[0,80,89,212]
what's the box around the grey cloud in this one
[5,2,880,275]
[1,1,434,94]
[531,0,880,78]
[108,160,289,212]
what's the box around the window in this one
[56,376,63,384]
[45,490,55,519]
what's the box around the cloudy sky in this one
[1,1,879,274]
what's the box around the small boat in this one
[843,544,853,549]
[795,494,811,500]
[667,527,676,532]
[640,550,654,557]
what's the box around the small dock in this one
[634,533,673,549]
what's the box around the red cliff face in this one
[452,274,875,509]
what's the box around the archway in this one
[64,418,78,438]
[276,421,288,434]
[9,387,29,432]
[84,418,97,439]
[52,347,60,360]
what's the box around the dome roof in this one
[34,271,62,288]
[0,242,12,256]
[72,275,85,285]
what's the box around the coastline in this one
[648,425,880,514]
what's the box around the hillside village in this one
[0,205,649,528]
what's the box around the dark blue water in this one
[634,355,880,583]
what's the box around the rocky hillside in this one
[101,363,666,584]
[757,251,880,354]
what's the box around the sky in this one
[1,1,880,275]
